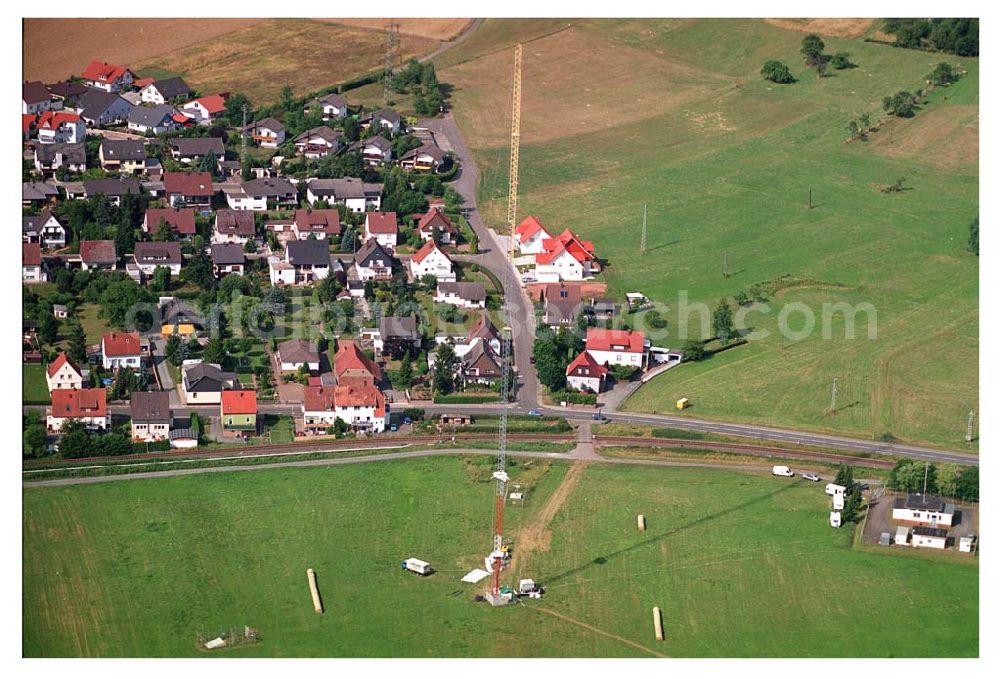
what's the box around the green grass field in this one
[22,363,50,404]
[437,19,978,450]
[23,458,977,657]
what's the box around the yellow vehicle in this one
[676,398,689,410]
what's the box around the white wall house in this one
[434,282,486,309]
[891,495,956,527]
[409,241,455,282]
[101,332,143,370]
[302,385,387,433]
[36,112,86,144]
[47,388,107,431]
[911,527,948,550]
[535,247,589,282]
[46,353,84,392]
[515,216,552,254]
[585,328,647,369]
[565,351,608,393]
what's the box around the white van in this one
[825,483,847,496]
[772,465,794,477]
[402,558,433,575]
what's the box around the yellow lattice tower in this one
[506,43,523,260]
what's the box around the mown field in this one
[435,19,978,450]
[23,458,977,657]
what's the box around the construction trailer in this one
[402,558,433,575]
[833,493,845,510]
[829,511,842,528]
[894,525,910,546]
[825,483,847,496]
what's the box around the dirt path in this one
[514,460,587,572]
[529,605,668,658]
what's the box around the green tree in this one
[841,485,863,524]
[712,299,735,342]
[432,342,459,395]
[23,411,47,458]
[682,340,705,362]
[800,34,826,70]
[67,321,88,363]
[182,251,215,289]
[955,466,978,502]
[280,86,294,111]
[760,60,794,84]
[967,217,978,255]
[830,52,855,69]
[114,223,135,256]
[532,338,566,391]
[883,91,917,118]
[833,465,856,490]
[165,333,181,366]
[36,306,59,345]
[935,463,961,498]
[151,266,171,293]
[397,351,414,388]
[928,62,958,86]
[342,117,360,142]
[203,337,226,367]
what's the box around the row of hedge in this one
[550,390,598,406]
[434,392,500,404]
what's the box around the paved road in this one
[421,112,541,408]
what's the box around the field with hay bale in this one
[23,458,977,657]
[436,18,978,451]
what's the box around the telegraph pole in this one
[640,203,647,253]
[241,103,248,165]
[965,409,975,443]
[830,377,838,413]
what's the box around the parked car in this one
[802,473,820,482]
[402,416,412,425]
[592,412,607,421]
[527,409,542,417]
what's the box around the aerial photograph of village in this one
[20,11,980,665]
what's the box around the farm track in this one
[22,433,896,471]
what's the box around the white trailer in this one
[832,493,845,510]
[829,511,842,528]
[402,558,433,575]
[825,483,847,496]
[772,465,793,477]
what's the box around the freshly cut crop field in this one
[438,18,978,450]
[23,458,978,656]
[324,18,473,41]
[763,18,877,38]
[134,19,440,105]
[22,19,266,83]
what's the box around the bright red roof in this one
[47,352,81,378]
[221,390,257,415]
[187,93,229,115]
[164,171,214,197]
[334,384,385,417]
[37,111,81,130]
[586,327,645,354]
[50,388,107,418]
[145,208,196,235]
[82,60,130,84]
[366,212,398,234]
[22,114,36,134]
[515,216,549,243]
[102,332,141,357]
[334,340,382,381]
[23,243,42,267]
[539,229,594,264]
[411,239,449,265]
[566,350,608,378]
[172,113,192,125]
[133,77,155,88]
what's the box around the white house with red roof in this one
[302,384,386,433]
[101,332,142,370]
[47,388,108,431]
[36,111,86,144]
[409,240,455,282]
[565,350,608,393]
[584,327,647,369]
[514,216,552,254]
[46,352,85,392]
[533,228,596,282]
[415,207,459,244]
[364,212,398,251]
[181,93,230,123]
[22,243,45,283]
[81,60,135,92]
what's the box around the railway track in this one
[23,432,896,471]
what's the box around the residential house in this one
[305,177,382,212]
[514,216,552,254]
[302,384,386,433]
[46,352,84,392]
[364,212,398,251]
[212,210,257,244]
[333,339,382,387]
[460,338,501,385]
[585,328,647,369]
[140,77,192,105]
[128,105,183,135]
[467,313,501,354]
[23,209,66,248]
[244,117,285,148]
[101,332,142,370]
[293,126,343,158]
[23,113,36,141]
[293,209,341,240]
[23,181,59,206]
[99,139,146,173]
[22,243,46,283]
[143,208,197,239]
[434,282,486,309]
[354,238,395,281]
[159,298,204,337]
[210,243,246,277]
[130,391,171,442]
[365,108,401,133]
[409,240,455,282]
[277,339,321,372]
[36,111,85,144]
[309,92,349,120]
[181,93,229,123]
[566,351,608,393]
[534,229,596,282]
[376,316,420,356]
[46,80,89,103]
[349,136,392,167]
[82,178,140,206]
[23,80,54,115]
[181,362,236,404]
[169,136,225,161]
[225,177,296,211]
[416,208,459,244]
[76,89,133,126]
[133,242,183,276]
[34,143,86,174]
[269,239,331,285]
[47,388,107,431]
[220,390,258,435]
[541,282,583,329]
[891,494,956,527]
[398,144,447,173]
[81,60,135,92]
[164,171,215,208]
[79,239,118,270]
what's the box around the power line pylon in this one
[640,203,648,253]
[383,21,400,106]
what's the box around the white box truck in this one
[825,483,847,496]
[772,465,794,477]
[402,558,433,575]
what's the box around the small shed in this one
[912,526,948,550]
[878,532,891,546]
[959,534,977,553]
[440,413,472,426]
[52,304,68,319]
[894,525,910,545]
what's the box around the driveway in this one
[421,113,540,408]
